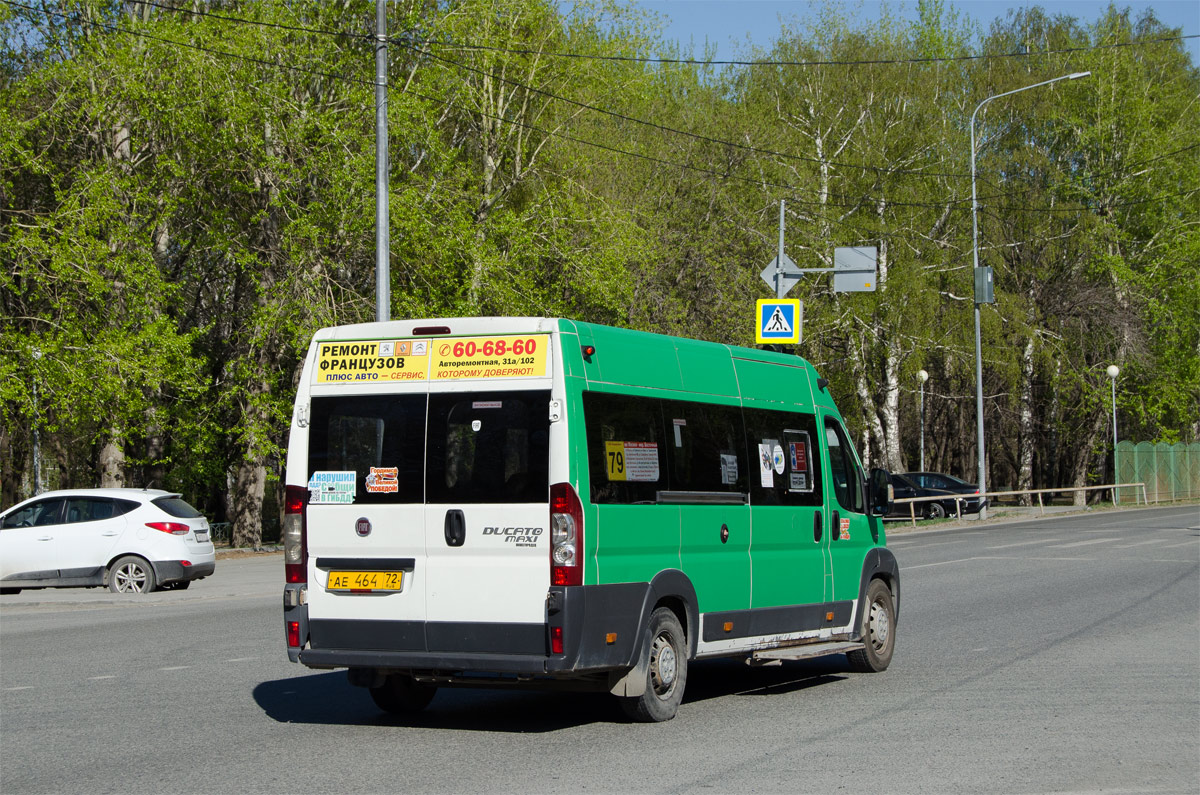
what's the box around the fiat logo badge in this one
[355,517,372,537]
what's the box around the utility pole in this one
[375,0,390,322]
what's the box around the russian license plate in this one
[195,531,209,542]
[327,571,403,592]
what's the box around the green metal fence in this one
[1116,441,1200,504]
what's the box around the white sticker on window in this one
[307,471,356,504]
[721,454,739,485]
[758,443,774,487]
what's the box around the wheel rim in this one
[649,632,678,697]
[114,563,147,592]
[867,597,891,651]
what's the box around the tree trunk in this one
[99,434,125,487]
[231,459,265,549]
[1016,336,1035,505]
[1070,412,1107,506]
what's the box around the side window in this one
[65,498,119,524]
[824,419,864,514]
[744,408,823,507]
[583,391,665,505]
[662,400,747,495]
[2,499,67,528]
[309,395,426,503]
[426,391,550,504]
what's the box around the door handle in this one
[102,531,119,537]
[813,511,822,543]
[444,510,466,547]
[37,535,53,541]
[831,511,840,541]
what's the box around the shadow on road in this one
[253,656,852,731]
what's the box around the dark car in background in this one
[889,472,988,519]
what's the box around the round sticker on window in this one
[772,445,785,474]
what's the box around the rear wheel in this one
[369,674,437,714]
[108,556,157,593]
[927,502,946,520]
[619,607,688,722]
[848,579,896,673]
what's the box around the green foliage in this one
[1,0,1196,521]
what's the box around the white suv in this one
[0,488,216,594]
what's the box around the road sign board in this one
[760,253,800,296]
[756,299,802,344]
[833,246,877,292]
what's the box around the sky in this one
[608,1,1200,63]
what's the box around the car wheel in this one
[108,556,157,593]
[848,579,896,673]
[369,674,437,714]
[618,606,688,722]
[0,588,20,595]
[927,502,946,520]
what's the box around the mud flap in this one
[608,659,648,697]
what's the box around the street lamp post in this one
[970,71,1090,519]
[1107,364,1120,504]
[918,369,929,472]
[32,347,42,495]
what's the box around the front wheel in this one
[848,579,896,672]
[108,556,157,593]
[927,502,946,520]
[369,674,437,714]
[618,607,688,722]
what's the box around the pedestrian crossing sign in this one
[756,299,801,344]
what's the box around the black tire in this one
[369,674,437,714]
[618,606,688,722]
[848,579,896,673]
[0,588,20,595]
[927,502,946,520]
[108,556,157,593]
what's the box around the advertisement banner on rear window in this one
[315,340,430,384]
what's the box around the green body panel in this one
[560,319,882,621]
[679,505,752,614]
[749,504,828,608]
[592,505,681,587]
[731,356,816,411]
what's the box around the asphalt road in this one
[2,505,1197,794]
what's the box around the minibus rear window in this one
[308,395,426,503]
[425,391,551,504]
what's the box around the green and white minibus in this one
[283,317,898,721]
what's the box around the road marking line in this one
[4,686,35,691]
[159,666,191,671]
[1047,538,1118,548]
[225,657,256,662]
[986,538,1063,550]
[1160,540,1200,549]
[1113,538,1171,548]
[88,676,117,680]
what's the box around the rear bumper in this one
[153,560,215,584]
[293,582,651,677]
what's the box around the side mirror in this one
[868,468,893,517]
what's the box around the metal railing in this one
[892,482,1150,527]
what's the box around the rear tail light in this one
[284,485,308,584]
[550,482,583,587]
[550,626,564,655]
[287,621,301,648]
[146,522,190,535]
